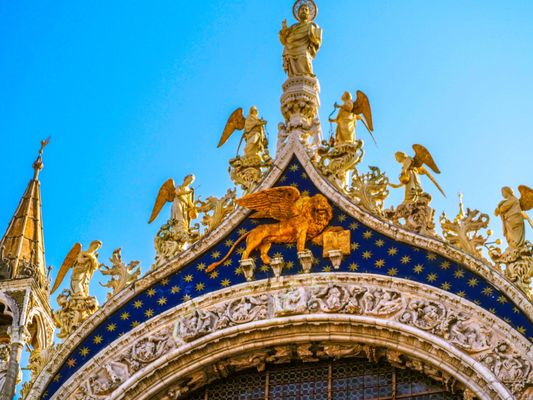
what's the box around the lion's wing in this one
[236,186,301,220]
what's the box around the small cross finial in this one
[33,136,51,178]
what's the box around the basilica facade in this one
[1,1,532,399]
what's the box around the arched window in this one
[185,358,462,400]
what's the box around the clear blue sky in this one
[1,0,532,345]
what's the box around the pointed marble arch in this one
[141,135,533,318]
[27,136,533,399]
[40,274,532,399]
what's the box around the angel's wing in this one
[418,166,446,198]
[51,243,82,294]
[519,185,533,211]
[148,179,175,223]
[236,186,301,221]
[412,144,440,173]
[217,108,246,148]
[352,90,374,132]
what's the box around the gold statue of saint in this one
[149,175,199,234]
[329,91,374,146]
[495,186,533,249]
[51,240,102,298]
[279,0,322,77]
[391,144,446,204]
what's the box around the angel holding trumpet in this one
[389,144,446,204]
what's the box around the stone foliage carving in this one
[73,329,175,399]
[172,283,494,357]
[317,142,364,189]
[385,193,436,236]
[440,197,492,261]
[481,341,532,395]
[349,166,390,216]
[400,299,491,353]
[490,241,533,298]
[20,345,57,398]
[154,220,200,265]
[100,248,141,301]
[38,274,532,400]
[53,290,98,340]
[280,76,320,133]
[174,295,268,343]
[197,188,236,233]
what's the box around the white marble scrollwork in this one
[33,275,533,400]
[399,299,447,331]
[273,287,307,316]
[481,341,532,395]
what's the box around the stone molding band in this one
[36,274,532,400]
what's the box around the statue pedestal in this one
[298,250,314,273]
[240,258,256,282]
[271,257,284,279]
[280,76,320,133]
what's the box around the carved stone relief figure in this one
[443,312,491,353]
[399,299,446,331]
[175,309,218,343]
[273,287,307,316]
[226,295,269,324]
[308,284,348,313]
[481,341,532,395]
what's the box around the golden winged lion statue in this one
[206,186,333,272]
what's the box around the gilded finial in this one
[32,137,51,178]
[454,193,465,223]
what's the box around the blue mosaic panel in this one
[42,157,533,399]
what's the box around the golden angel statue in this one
[51,241,102,338]
[490,186,533,296]
[218,106,269,163]
[149,174,199,235]
[329,90,374,146]
[206,186,333,272]
[390,144,446,204]
[219,107,271,192]
[279,0,322,77]
[495,186,533,250]
[51,240,102,298]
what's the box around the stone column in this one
[280,76,321,134]
[0,327,25,400]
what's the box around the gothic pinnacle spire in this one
[0,138,50,286]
